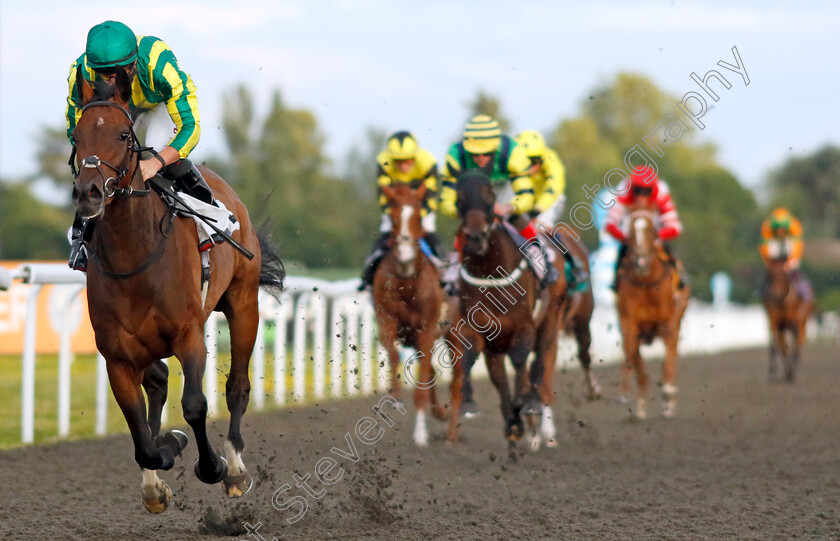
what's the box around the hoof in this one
[459,400,480,418]
[141,481,171,514]
[662,408,675,419]
[616,395,630,406]
[635,399,648,420]
[544,437,559,448]
[528,434,541,451]
[431,404,449,421]
[223,471,254,498]
[521,398,542,417]
[195,455,229,485]
[155,430,189,457]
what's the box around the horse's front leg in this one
[485,351,519,451]
[620,320,646,419]
[574,309,601,400]
[767,314,782,381]
[108,361,188,513]
[376,314,404,405]
[175,327,228,485]
[411,332,438,447]
[530,319,557,450]
[139,360,177,513]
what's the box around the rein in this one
[618,257,671,289]
[68,100,155,199]
[90,178,177,279]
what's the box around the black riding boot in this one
[68,214,90,271]
[423,232,447,261]
[358,233,390,291]
[562,249,589,288]
[163,159,215,205]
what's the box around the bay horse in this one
[543,227,601,400]
[372,183,446,446]
[762,259,813,382]
[70,69,284,513]
[616,210,689,419]
[445,171,568,455]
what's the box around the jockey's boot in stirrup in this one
[562,249,590,288]
[358,233,390,292]
[442,251,461,296]
[67,214,89,272]
[522,236,559,289]
[422,232,448,276]
[164,159,215,206]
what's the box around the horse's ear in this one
[414,182,427,201]
[114,67,132,105]
[76,65,95,106]
[480,184,495,206]
[381,184,396,203]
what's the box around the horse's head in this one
[456,170,495,255]
[764,258,792,302]
[625,210,659,275]
[70,66,141,220]
[382,183,426,269]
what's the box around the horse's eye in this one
[119,132,130,141]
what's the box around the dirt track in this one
[1,344,839,540]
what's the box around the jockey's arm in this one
[655,184,682,240]
[439,152,461,218]
[148,38,200,164]
[416,150,440,217]
[605,204,627,242]
[534,150,566,212]
[507,146,536,216]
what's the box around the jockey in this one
[439,115,560,293]
[358,131,446,291]
[65,20,209,271]
[514,130,588,287]
[760,207,813,301]
[605,165,686,288]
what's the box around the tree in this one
[548,72,761,301]
[465,90,511,132]
[0,181,72,260]
[204,86,374,269]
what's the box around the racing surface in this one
[1,343,839,540]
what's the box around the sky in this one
[1,0,838,196]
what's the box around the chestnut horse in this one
[762,260,812,382]
[372,183,446,446]
[70,71,284,512]
[446,171,568,455]
[616,210,689,419]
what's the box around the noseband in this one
[69,100,150,198]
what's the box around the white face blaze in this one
[634,217,647,247]
[396,205,416,263]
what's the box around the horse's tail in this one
[256,226,286,299]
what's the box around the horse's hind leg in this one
[175,327,228,486]
[534,316,560,450]
[661,326,679,418]
[220,290,260,497]
[140,360,176,513]
[574,312,601,400]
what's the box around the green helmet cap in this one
[86,21,137,69]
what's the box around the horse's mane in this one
[456,169,494,218]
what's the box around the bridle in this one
[620,212,670,289]
[68,100,151,199]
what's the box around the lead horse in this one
[70,70,284,512]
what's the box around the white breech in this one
[132,105,176,152]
